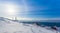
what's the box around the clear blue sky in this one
[0,0,60,19]
[24,0,60,18]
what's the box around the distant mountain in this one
[40,20,60,22]
[0,17,60,22]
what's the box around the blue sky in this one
[24,0,60,19]
[0,0,60,20]
[25,0,60,18]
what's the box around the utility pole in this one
[15,17,16,20]
[15,17,17,20]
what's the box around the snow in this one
[0,19,59,33]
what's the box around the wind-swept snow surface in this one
[0,19,59,33]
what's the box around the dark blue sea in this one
[22,22,60,27]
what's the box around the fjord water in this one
[37,22,60,27]
[23,22,60,27]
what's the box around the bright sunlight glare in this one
[4,4,17,16]
[2,3,21,17]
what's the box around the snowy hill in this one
[0,17,59,33]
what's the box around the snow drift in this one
[0,17,59,33]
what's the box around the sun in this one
[2,3,20,17]
[0,2,25,18]
[4,4,16,16]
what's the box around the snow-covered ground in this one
[0,18,59,33]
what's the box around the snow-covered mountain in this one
[0,17,59,33]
